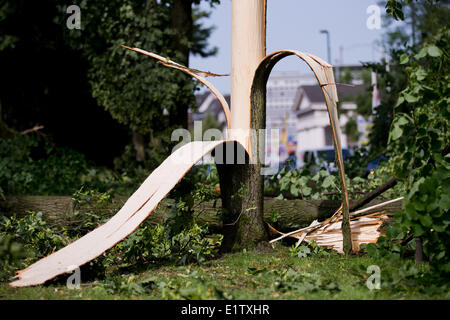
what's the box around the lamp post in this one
[320,29,331,64]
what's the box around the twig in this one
[20,125,44,135]
[350,197,404,217]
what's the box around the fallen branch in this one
[350,177,398,211]
[1,195,402,232]
[350,197,403,218]
[20,125,44,135]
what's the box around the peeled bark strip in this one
[251,50,352,253]
[11,0,356,286]
[9,140,230,287]
[123,46,232,129]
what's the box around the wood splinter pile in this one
[268,197,403,253]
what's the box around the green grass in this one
[0,245,447,300]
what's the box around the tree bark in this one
[168,0,193,130]
[0,195,402,231]
[216,141,268,251]
[415,237,424,264]
[132,132,146,162]
[216,0,268,252]
[0,98,15,139]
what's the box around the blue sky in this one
[189,0,388,94]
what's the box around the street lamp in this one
[320,29,331,64]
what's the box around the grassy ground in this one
[0,245,446,300]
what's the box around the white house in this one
[292,84,369,159]
[192,68,370,166]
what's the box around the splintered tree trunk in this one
[216,142,267,251]
[216,0,268,252]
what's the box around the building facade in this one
[192,66,370,168]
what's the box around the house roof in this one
[293,84,366,113]
[301,84,365,103]
[193,92,231,125]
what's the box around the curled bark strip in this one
[251,50,351,250]
[10,140,236,287]
[122,46,232,130]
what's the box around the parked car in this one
[298,147,352,173]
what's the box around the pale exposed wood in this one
[270,212,389,253]
[229,0,266,151]
[11,1,356,286]
[122,46,232,130]
[9,140,229,287]
[305,213,389,253]
[251,50,352,252]
[268,197,404,253]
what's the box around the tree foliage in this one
[386,27,449,274]
[59,0,219,165]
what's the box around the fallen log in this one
[0,195,402,231]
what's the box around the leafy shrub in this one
[377,28,449,275]
[0,212,68,258]
[266,163,400,201]
[289,240,335,258]
[0,134,90,195]
[363,28,450,294]
[0,183,222,281]
[0,234,29,280]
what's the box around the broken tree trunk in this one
[216,0,268,252]
[0,195,402,232]
[9,1,351,287]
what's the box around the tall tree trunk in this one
[216,0,268,252]
[169,0,193,130]
[132,132,146,162]
[0,97,15,139]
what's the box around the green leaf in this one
[322,175,335,188]
[427,45,442,57]
[390,126,403,140]
[404,93,419,103]
[438,194,450,210]
[419,214,433,227]
[400,53,409,64]
[366,243,377,257]
[414,68,427,81]
[395,96,405,107]
[290,184,299,197]
[302,186,312,196]
[415,47,428,59]
[396,115,409,125]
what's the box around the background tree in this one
[60,0,220,169]
[0,0,219,170]
[365,0,450,280]
[0,0,130,166]
[359,0,450,154]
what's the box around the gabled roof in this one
[193,92,231,125]
[293,84,366,113]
